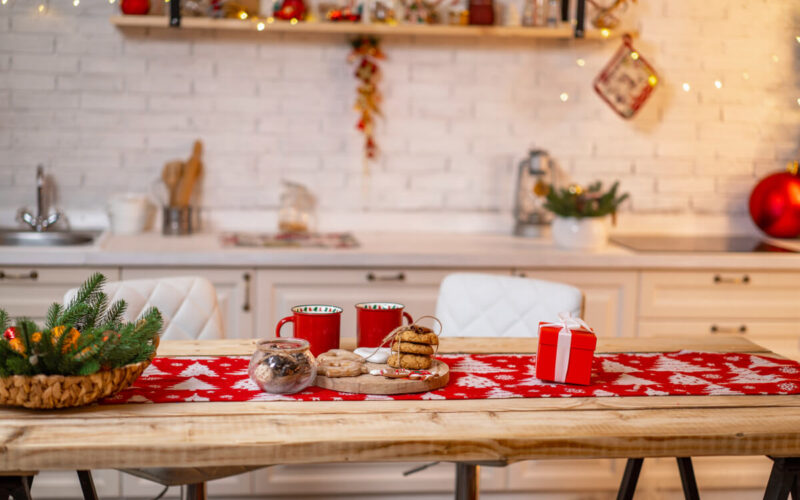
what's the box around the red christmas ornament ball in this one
[120,0,150,15]
[749,166,800,238]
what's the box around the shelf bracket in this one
[170,0,181,27]
[574,0,585,38]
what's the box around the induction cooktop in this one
[610,235,798,253]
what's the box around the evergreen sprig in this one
[543,181,629,218]
[0,273,162,377]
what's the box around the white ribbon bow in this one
[541,312,592,383]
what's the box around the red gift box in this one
[535,314,597,385]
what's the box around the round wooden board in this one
[314,359,449,395]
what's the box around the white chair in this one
[64,276,224,341]
[435,273,583,338]
[434,272,583,500]
[63,276,226,500]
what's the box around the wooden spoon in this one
[173,140,203,208]
[161,161,184,207]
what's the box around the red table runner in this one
[105,351,800,404]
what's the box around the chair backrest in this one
[64,276,225,340]
[435,273,583,337]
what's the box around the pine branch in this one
[0,309,9,333]
[45,303,62,330]
[101,299,127,328]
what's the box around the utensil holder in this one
[162,206,195,236]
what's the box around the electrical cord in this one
[150,485,169,500]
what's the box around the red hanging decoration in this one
[749,162,800,238]
[593,34,658,119]
[349,36,385,166]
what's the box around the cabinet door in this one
[256,268,501,339]
[0,267,120,324]
[121,268,256,339]
[514,270,638,338]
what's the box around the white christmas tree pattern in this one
[456,373,500,389]
[723,363,785,385]
[178,362,219,378]
[170,377,218,391]
[450,356,515,373]
[486,387,522,399]
[650,355,713,373]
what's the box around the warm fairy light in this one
[576,58,585,67]
[73,0,79,5]
[600,28,610,38]
[1,0,7,6]
[238,10,248,19]
[771,54,779,63]
[257,21,265,30]
[109,0,115,3]
[559,92,569,102]
[682,82,691,92]
[714,80,722,89]
[742,72,750,80]
[797,36,800,44]
[797,98,800,107]
[648,75,657,86]
[37,3,45,12]
[290,17,298,24]
[630,51,639,60]
[267,16,275,23]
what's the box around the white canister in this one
[551,215,609,250]
[107,193,150,235]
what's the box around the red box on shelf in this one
[535,317,597,385]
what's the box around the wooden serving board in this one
[314,359,449,395]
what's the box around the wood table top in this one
[2,336,800,472]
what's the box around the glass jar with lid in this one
[278,181,317,234]
[249,338,317,394]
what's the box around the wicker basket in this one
[0,360,151,409]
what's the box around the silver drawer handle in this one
[366,272,406,282]
[242,272,251,312]
[0,270,38,281]
[713,274,750,285]
[710,324,747,334]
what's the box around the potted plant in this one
[543,181,629,250]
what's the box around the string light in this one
[682,82,691,92]
[796,36,800,44]
[576,58,585,67]
[714,80,723,89]
[238,10,248,19]
[257,21,265,30]
[37,3,46,13]
[797,98,800,107]
[648,75,658,86]
[559,92,569,102]
[0,0,7,6]
[630,51,639,60]
[600,28,610,38]
[771,54,779,63]
[267,16,275,23]
[290,17,298,24]
[742,72,750,80]
[73,0,79,5]
[109,0,115,4]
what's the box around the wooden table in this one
[2,336,800,500]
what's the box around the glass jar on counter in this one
[278,181,317,234]
[249,338,317,394]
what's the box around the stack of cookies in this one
[387,325,438,370]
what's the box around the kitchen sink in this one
[0,230,98,246]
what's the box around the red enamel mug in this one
[276,305,342,356]
[355,302,413,348]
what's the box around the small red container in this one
[276,305,342,357]
[535,321,597,385]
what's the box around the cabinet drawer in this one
[640,271,800,319]
[0,267,119,323]
[638,319,800,358]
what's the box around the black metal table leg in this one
[676,457,700,500]
[0,476,34,500]
[454,463,479,500]
[169,0,181,27]
[574,0,586,38]
[792,474,799,500]
[77,470,99,500]
[765,457,800,500]
[184,482,207,500]
[617,458,643,500]
[560,0,570,22]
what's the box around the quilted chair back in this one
[435,273,583,337]
[64,276,225,340]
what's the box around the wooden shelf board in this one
[110,15,630,39]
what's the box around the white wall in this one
[0,0,798,233]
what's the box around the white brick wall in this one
[0,0,799,233]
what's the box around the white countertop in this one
[1,231,800,270]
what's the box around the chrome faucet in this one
[17,165,62,232]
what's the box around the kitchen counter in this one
[1,232,800,270]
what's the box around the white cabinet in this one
[514,269,637,338]
[121,267,256,339]
[0,267,120,324]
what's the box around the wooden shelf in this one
[110,15,629,39]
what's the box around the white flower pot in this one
[551,216,609,250]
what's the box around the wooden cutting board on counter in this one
[314,359,449,395]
